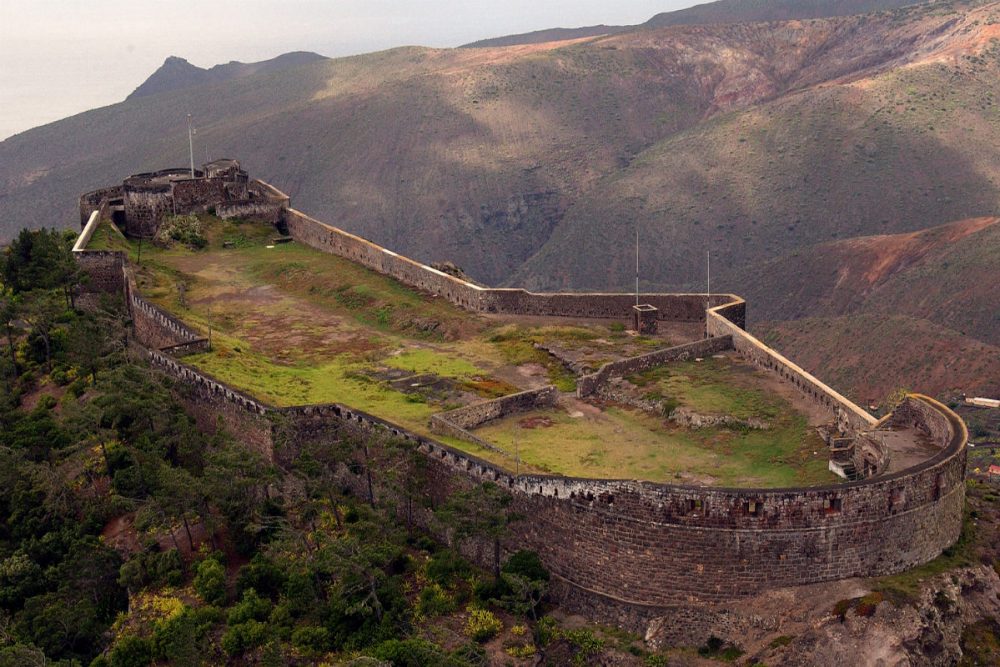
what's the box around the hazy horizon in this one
[0,0,700,141]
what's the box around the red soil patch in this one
[519,416,554,429]
[841,216,999,286]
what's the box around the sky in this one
[0,0,701,141]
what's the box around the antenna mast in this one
[187,114,195,178]
[635,223,639,307]
[706,250,711,311]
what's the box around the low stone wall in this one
[434,386,559,430]
[577,336,734,397]
[429,386,558,455]
[707,298,876,432]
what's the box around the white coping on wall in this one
[707,300,878,429]
[72,210,100,252]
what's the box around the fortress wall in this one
[577,336,734,397]
[285,209,486,310]
[708,299,877,432]
[130,294,205,351]
[249,178,291,205]
[123,185,172,238]
[286,208,741,323]
[172,178,227,214]
[79,186,123,225]
[144,340,967,608]
[216,200,286,224]
[146,350,275,461]
[73,250,127,294]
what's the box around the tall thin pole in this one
[635,223,640,307]
[187,114,195,177]
[706,250,711,311]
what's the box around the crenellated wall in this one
[129,294,206,351]
[133,341,966,614]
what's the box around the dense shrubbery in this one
[0,229,567,664]
[154,214,207,249]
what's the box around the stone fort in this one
[74,162,968,641]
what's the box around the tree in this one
[20,290,63,372]
[439,483,515,578]
[1,229,80,307]
[0,291,18,380]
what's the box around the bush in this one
[502,551,549,582]
[221,619,269,656]
[418,582,457,617]
[427,549,470,586]
[155,215,207,249]
[193,557,226,605]
[370,638,451,666]
[151,606,219,663]
[562,628,605,664]
[227,589,272,625]
[108,635,152,667]
[236,554,286,600]
[465,607,502,642]
[291,625,331,654]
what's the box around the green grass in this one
[474,403,833,487]
[115,216,835,485]
[628,357,782,420]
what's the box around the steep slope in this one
[757,314,1000,402]
[733,216,1000,344]
[511,2,1000,290]
[460,0,919,49]
[126,52,327,100]
[644,0,924,28]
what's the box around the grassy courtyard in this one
[474,356,835,487]
[90,216,838,486]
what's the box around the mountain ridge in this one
[126,51,327,100]
[460,0,923,49]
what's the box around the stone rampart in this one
[577,336,734,397]
[285,207,740,323]
[130,294,204,351]
[146,350,274,461]
[708,298,877,432]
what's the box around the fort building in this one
[72,162,968,641]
